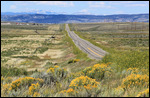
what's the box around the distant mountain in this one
[1,10,57,16]
[1,13,149,23]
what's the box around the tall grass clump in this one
[1,66,28,77]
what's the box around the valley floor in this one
[1,22,149,97]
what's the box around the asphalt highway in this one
[65,24,108,60]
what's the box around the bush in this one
[28,83,40,97]
[59,75,100,97]
[46,65,68,81]
[82,63,112,80]
[121,74,149,89]
[9,77,44,91]
[69,76,100,90]
[136,88,149,97]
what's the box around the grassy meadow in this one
[1,22,149,97]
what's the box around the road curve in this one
[65,24,108,60]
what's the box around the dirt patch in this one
[96,41,108,44]
[6,58,26,66]
[63,53,76,60]
[37,49,64,59]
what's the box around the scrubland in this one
[1,22,149,97]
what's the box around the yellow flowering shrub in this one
[82,64,112,80]
[46,65,68,79]
[114,86,124,96]
[69,76,100,89]
[9,77,44,91]
[33,92,40,97]
[121,74,149,89]
[59,88,78,96]
[54,65,59,68]
[66,88,74,93]
[60,88,75,94]
[1,83,11,94]
[136,88,149,97]
[59,76,100,96]
[141,69,149,75]
[127,68,139,74]
[28,83,40,97]
[65,72,83,85]
[67,72,84,81]
[47,68,55,73]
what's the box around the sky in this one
[1,1,149,15]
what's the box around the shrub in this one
[126,68,149,76]
[69,76,100,90]
[67,72,84,83]
[121,74,149,89]
[9,77,44,91]
[136,88,149,97]
[126,68,140,75]
[28,83,40,97]
[59,88,77,96]
[1,83,11,95]
[59,76,100,97]
[46,65,68,80]
[82,64,112,80]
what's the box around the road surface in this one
[65,24,108,60]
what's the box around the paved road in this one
[65,24,108,60]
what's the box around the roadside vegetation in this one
[1,22,149,97]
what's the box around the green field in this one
[1,22,149,97]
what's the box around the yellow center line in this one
[87,47,104,57]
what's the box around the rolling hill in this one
[1,13,149,23]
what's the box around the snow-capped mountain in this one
[1,10,57,15]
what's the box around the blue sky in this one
[1,1,149,15]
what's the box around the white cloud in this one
[114,11,124,14]
[109,1,148,7]
[126,4,147,7]
[10,5,16,9]
[30,1,74,7]
[74,9,91,15]
[88,1,113,8]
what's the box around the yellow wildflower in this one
[9,77,43,91]
[33,92,40,97]
[54,65,59,68]
[66,88,74,93]
[137,88,149,97]
[121,74,149,89]
[28,83,40,96]
[69,76,100,89]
